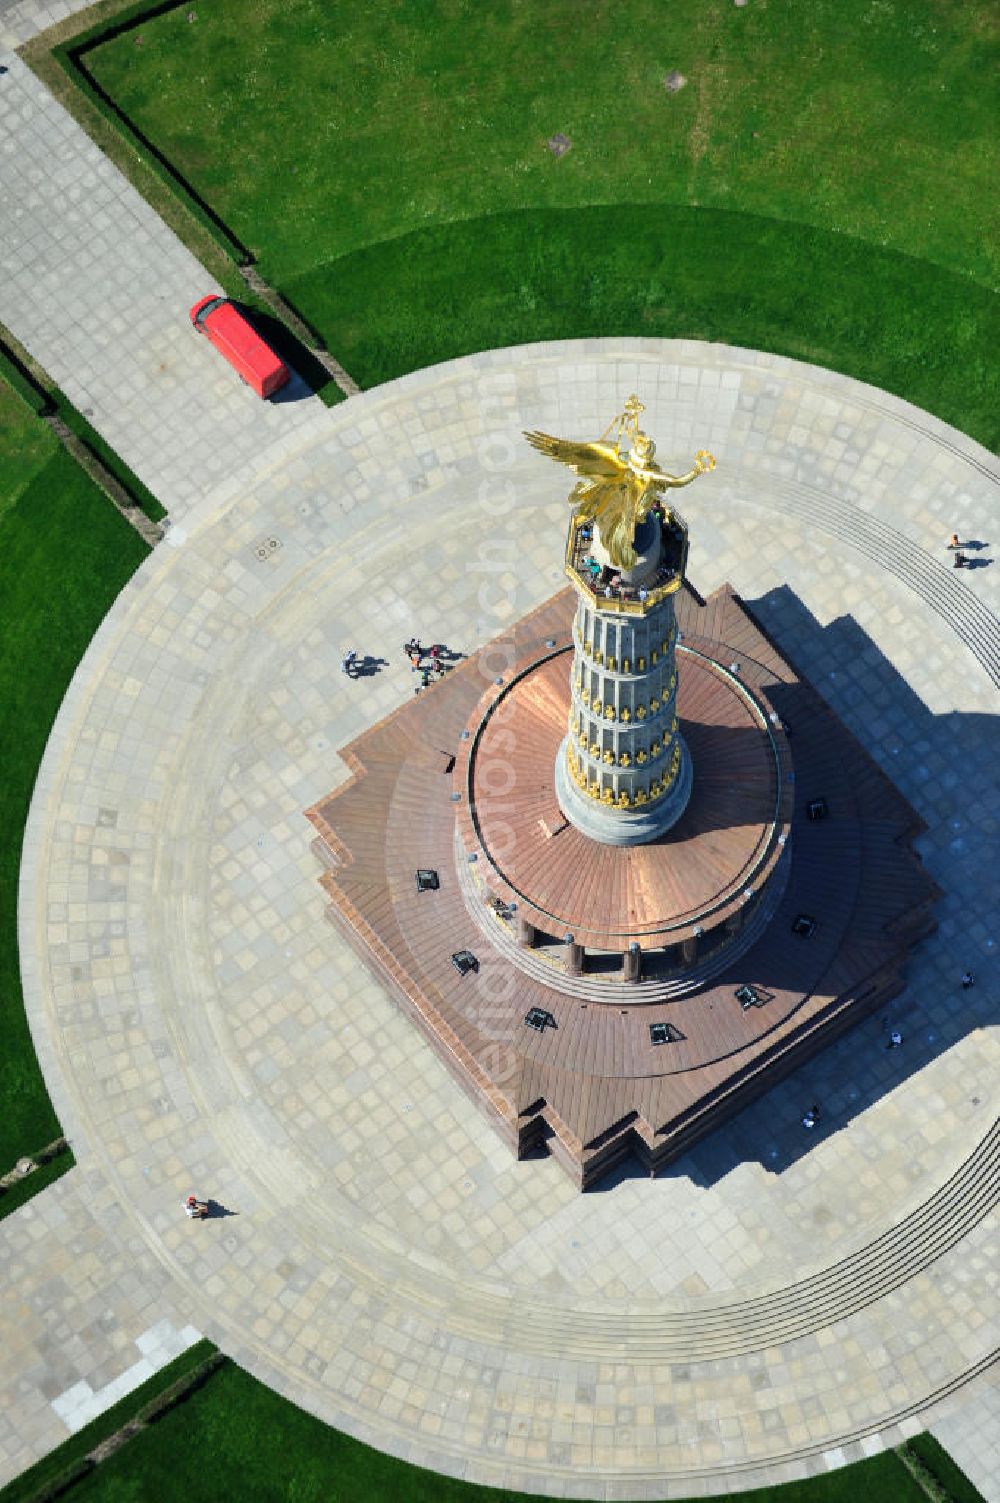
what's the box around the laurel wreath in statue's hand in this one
[695,450,717,473]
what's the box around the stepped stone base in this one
[305,583,940,1189]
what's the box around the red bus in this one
[189,296,291,399]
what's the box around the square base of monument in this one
[305,583,939,1189]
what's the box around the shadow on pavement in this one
[204,1199,239,1219]
[234,303,336,402]
[591,585,995,1188]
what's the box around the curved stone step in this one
[761,475,1000,686]
[426,1121,1000,1360]
[286,1102,997,1364]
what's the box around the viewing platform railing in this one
[564,513,689,615]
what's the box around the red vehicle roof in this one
[189,295,290,399]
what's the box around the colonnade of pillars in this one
[513,904,746,980]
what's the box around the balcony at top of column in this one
[565,511,689,615]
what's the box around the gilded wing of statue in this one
[523,434,629,531]
[524,427,715,569]
[522,433,624,486]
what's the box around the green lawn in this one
[283,203,1000,445]
[79,0,1000,445]
[84,0,999,286]
[0,378,147,1187]
[907,1433,989,1503]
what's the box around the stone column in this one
[554,512,693,846]
[566,940,585,975]
[680,934,699,966]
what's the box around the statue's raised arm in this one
[644,450,717,489]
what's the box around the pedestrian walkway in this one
[931,1376,1000,1503]
[0,0,90,51]
[8,340,998,1499]
[0,1164,195,1482]
[0,51,328,519]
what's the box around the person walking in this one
[183,1194,208,1220]
[341,649,358,678]
[947,533,960,550]
[961,970,974,989]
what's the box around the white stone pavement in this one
[0,50,329,518]
[932,1382,1000,1503]
[5,339,997,1498]
[0,0,88,52]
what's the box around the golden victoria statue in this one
[524,394,715,570]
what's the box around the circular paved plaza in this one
[20,340,999,1497]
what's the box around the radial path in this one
[0,51,328,517]
[8,340,1000,1500]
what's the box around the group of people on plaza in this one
[338,638,456,688]
[403,637,451,692]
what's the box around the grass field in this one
[0,378,147,1189]
[84,0,999,285]
[80,0,1000,443]
[907,1433,990,1503]
[282,203,1000,441]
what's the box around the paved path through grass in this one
[0,51,329,520]
[5,340,997,1499]
[0,0,83,50]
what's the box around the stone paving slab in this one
[0,50,329,517]
[51,1317,201,1432]
[0,0,84,50]
[8,341,997,1497]
[931,1371,1000,1503]
[0,1163,190,1480]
